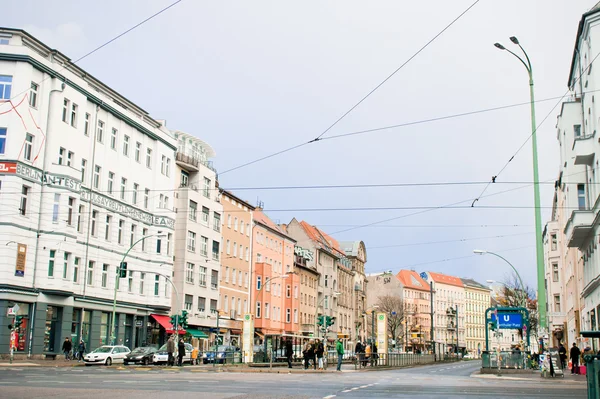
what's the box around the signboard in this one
[0,162,17,174]
[15,244,27,277]
[10,331,17,350]
[6,307,15,317]
[242,313,254,363]
[376,312,388,356]
[497,313,523,329]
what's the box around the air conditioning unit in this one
[230,310,236,320]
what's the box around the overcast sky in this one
[4,0,595,288]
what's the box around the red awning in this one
[150,314,186,335]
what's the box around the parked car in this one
[463,353,476,360]
[84,345,131,366]
[153,342,194,365]
[203,345,241,364]
[124,346,156,365]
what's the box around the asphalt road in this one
[0,360,587,399]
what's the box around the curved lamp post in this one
[494,36,545,329]
[474,249,526,308]
[110,233,165,345]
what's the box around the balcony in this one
[176,152,200,172]
[573,131,596,166]
[564,210,596,248]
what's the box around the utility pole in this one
[455,305,459,355]
[430,282,435,359]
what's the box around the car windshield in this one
[92,347,112,353]
[159,344,167,351]
[131,347,152,354]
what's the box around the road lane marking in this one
[323,396,336,399]
[360,385,368,388]
[342,390,352,393]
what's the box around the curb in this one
[470,372,585,384]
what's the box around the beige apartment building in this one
[461,278,490,357]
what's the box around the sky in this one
[3,0,595,288]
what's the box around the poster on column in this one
[376,312,388,357]
[242,313,254,363]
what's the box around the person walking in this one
[285,339,293,369]
[177,339,185,367]
[558,343,567,370]
[167,335,176,366]
[372,343,379,366]
[316,339,325,370]
[336,338,344,372]
[355,341,363,367]
[62,337,72,360]
[77,339,86,362]
[365,342,372,367]
[570,342,581,374]
[308,340,316,370]
[303,340,312,370]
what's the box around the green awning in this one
[186,328,209,338]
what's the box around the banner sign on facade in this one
[242,313,254,363]
[15,243,27,277]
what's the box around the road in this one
[0,360,586,399]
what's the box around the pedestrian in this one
[177,339,185,367]
[285,339,293,369]
[558,343,567,370]
[303,340,311,370]
[372,343,379,366]
[77,339,86,362]
[354,341,363,367]
[570,342,581,374]
[62,337,72,360]
[316,339,325,370]
[365,342,372,367]
[167,335,176,366]
[308,340,316,370]
[336,338,344,371]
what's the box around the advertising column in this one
[242,313,254,363]
[377,312,388,363]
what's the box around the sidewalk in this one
[471,369,587,384]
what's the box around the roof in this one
[460,278,490,291]
[220,190,255,210]
[340,241,361,257]
[171,130,216,158]
[568,7,600,87]
[427,272,464,288]
[299,221,345,257]
[254,209,295,241]
[397,270,430,292]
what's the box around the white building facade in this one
[0,28,177,357]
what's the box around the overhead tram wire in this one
[0,0,184,105]
[470,48,600,207]
[368,231,534,250]
[219,0,482,176]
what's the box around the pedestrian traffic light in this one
[317,315,325,326]
[14,316,23,330]
[326,316,336,327]
[119,262,128,278]
[180,310,188,329]
[170,314,178,329]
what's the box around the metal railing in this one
[481,351,528,369]
[352,353,440,369]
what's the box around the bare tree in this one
[500,272,538,339]
[375,295,405,343]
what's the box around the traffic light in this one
[488,320,497,331]
[180,310,188,329]
[119,262,128,278]
[317,315,325,326]
[14,316,23,331]
[326,316,336,327]
[170,314,178,329]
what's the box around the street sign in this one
[522,325,527,331]
[497,313,523,329]
[6,307,15,317]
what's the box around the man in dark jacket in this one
[177,339,186,366]
[167,336,176,366]
[77,340,86,362]
[62,337,72,360]
[558,343,567,370]
[316,339,325,370]
[570,342,581,374]
[285,340,293,369]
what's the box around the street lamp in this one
[494,36,546,329]
[110,233,165,345]
[474,250,526,308]
[315,292,341,338]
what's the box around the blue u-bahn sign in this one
[497,313,522,329]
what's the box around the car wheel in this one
[105,357,112,366]
[142,358,149,366]
[124,361,129,366]
[85,364,91,367]
[203,360,207,364]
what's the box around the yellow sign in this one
[15,244,27,277]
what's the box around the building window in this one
[144,188,149,209]
[110,128,117,150]
[578,184,586,210]
[257,276,262,291]
[132,183,138,204]
[198,297,206,312]
[256,302,261,318]
[203,177,211,198]
[52,193,61,222]
[210,299,218,314]
[91,210,98,236]
[70,103,78,127]
[118,220,124,244]
[97,120,104,143]
[48,249,56,277]
[212,240,220,260]
[180,171,189,187]
[139,273,145,294]
[122,135,130,156]
[224,295,229,312]
[107,172,114,194]
[84,113,90,136]
[238,270,242,287]
[146,148,152,168]
[67,197,75,225]
[189,200,197,221]
[227,215,232,228]
[294,309,298,323]
[184,295,193,311]
[0,75,12,99]
[29,82,38,107]
[551,234,557,251]
[574,124,582,137]
[93,165,101,189]
[154,275,160,296]
[234,218,238,231]
[62,98,70,122]
[199,266,207,287]
[156,236,162,254]
[286,285,291,298]
[141,228,148,251]
[77,205,84,232]
[166,158,170,177]
[213,213,221,232]
[23,133,33,161]
[286,308,291,323]
[67,151,73,166]
[167,233,172,256]
[552,263,559,282]
[202,206,209,226]
[58,147,66,165]
[87,261,94,286]
[0,127,6,154]
[554,295,561,312]
[101,264,108,288]
[135,142,141,162]
[120,177,127,200]
[128,271,133,293]
[187,231,196,252]
[211,270,218,289]
[161,155,166,175]
[105,215,112,241]
[81,159,87,183]
[200,236,208,256]
[62,252,70,279]
[130,224,136,246]
[186,263,195,284]
[73,257,80,283]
